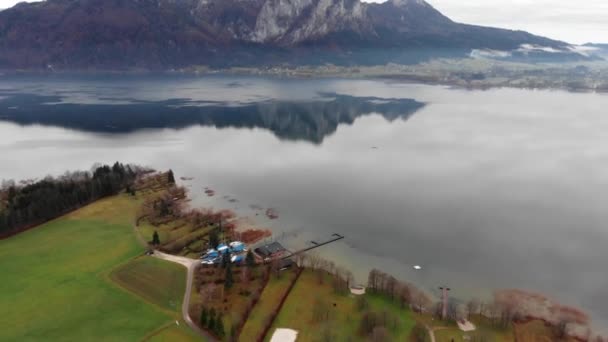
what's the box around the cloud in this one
[425,0,608,44]
[362,0,608,44]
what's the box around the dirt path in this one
[131,222,212,340]
[426,325,437,342]
[153,251,215,341]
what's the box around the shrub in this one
[411,323,429,342]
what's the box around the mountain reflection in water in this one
[0,92,424,143]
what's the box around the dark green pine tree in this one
[209,229,220,250]
[167,170,176,184]
[152,231,160,245]
[225,264,234,289]
[215,314,225,338]
[200,307,208,328]
[221,252,230,269]
[246,249,255,268]
[208,309,216,331]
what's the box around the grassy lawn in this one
[0,193,196,342]
[270,269,360,341]
[145,320,201,342]
[269,270,352,341]
[429,315,515,342]
[240,269,300,340]
[270,269,417,342]
[111,256,186,312]
[435,328,466,342]
[366,292,416,340]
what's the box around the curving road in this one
[153,251,216,341]
[132,222,214,340]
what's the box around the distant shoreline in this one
[3,59,608,94]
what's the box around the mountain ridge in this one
[0,0,571,69]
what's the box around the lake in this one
[1,75,607,330]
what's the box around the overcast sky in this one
[1,0,606,44]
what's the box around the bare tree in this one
[386,276,397,299]
[307,253,322,271]
[552,305,590,341]
[295,252,307,268]
[368,269,379,292]
[345,270,354,290]
[397,282,411,309]
[467,298,480,319]
[411,289,432,313]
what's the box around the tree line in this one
[0,162,141,236]
[367,268,433,313]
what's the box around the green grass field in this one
[240,269,299,340]
[422,314,517,342]
[270,270,359,341]
[145,321,201,342]
[366,293,417,340]
[269,269,417,341]
[0,193,198,342]
[111,257,186,312]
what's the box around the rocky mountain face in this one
[0,0,568,69]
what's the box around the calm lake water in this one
[1,75,607,329]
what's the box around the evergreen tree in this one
[230,325,237,342]
[215,314,225,338]
[208,309,216,330]
[152,231,160,245]
[225,264,234,289]
[221,251,230,269]
[209,229,220,249]
[200,307,208,327]
[246,249,255,268]
[167,170,175,184]
[0,163,137,236]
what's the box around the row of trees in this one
[367,269,433,313]
[297,253,354,294]
[0,162,140,236]
[199,307,225,338]
[366,269,598,340]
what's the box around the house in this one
[254,241,287,260]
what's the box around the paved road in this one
[153,251,215,341]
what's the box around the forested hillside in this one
[0,163,143,237]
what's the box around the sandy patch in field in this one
[270,328,298,342]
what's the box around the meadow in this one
[239,268,300,340]
[269,269,417,341]
[0,189,198,341]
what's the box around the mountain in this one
[0,0,571,70]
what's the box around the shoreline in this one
[3,61,608,94]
